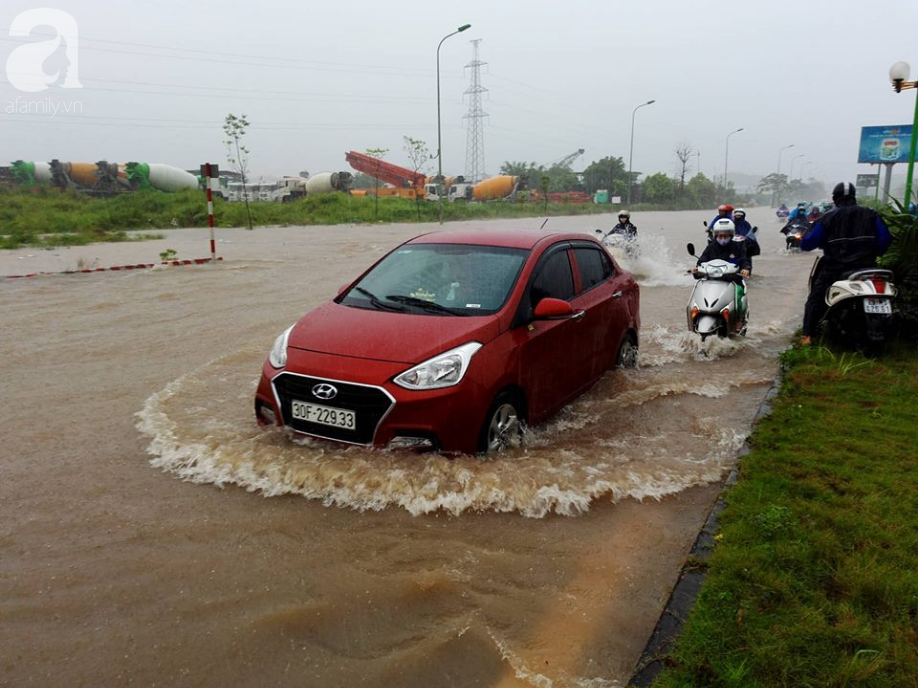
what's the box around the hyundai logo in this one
[312,383,338,400]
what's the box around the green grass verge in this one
[0,186,618,249]
[653,344,918,688]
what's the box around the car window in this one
[530,249,574,304]
[574,247,613,291]
[341,244,528,315]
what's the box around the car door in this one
[511,242,586,421]
[571,244,630,376]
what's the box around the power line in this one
[0,34,458,78]
[0,112,462,131]
[0,26,435,74]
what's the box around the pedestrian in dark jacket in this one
[800,182,892,345]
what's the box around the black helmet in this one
[832,182,856,201]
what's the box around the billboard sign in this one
[856,174,879,188]
[858,125,913,164]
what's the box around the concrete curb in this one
[628,364,786,687]
[5,256,223,279]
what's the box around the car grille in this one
[271,373,394,445]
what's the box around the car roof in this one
[406,228,593,250]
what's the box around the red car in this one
[254,228,640,454]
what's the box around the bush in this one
[877,200,918,337]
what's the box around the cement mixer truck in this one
[7,160,198,194]
[472,175,524,201]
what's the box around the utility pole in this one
[463,39,488,183]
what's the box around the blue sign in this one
[858,125,913,164]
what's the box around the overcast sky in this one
[2,0,917,188]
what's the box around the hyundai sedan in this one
[254,228,640,454]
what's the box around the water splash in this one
[136,348,759,518]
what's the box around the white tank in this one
[304,172,338,195]
[147,163,199,192]
[304,171,352,195]
[34,161,52,183]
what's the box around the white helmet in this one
[733,208,746,218]
[712,218,735,237]
[618,209,631,219]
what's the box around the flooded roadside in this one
[0,210,811,686]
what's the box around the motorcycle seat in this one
[840,268,894,281]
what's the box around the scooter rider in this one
[694,219,751,276]
[606,210,638,239]
[732,208,760,261]
[709,204,733,229]
[788,202,809,222]
[799,182,892,346]
[693,219,751,318]
[732,208,754,239]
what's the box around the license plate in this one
[291,400,356,430]
[863,298,892,314]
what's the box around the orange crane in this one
[345,151,427,199]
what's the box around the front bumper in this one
[255,348,491,454]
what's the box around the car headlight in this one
[394,342,483,390]
[268,325,294,369]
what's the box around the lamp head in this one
[890,61,910,92]
[458,23,471,32]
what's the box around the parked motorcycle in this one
[686,243,748,341]
[809,257,897,353]
[781,219,809,251]
[594,229,639,259]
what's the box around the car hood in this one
[288,301,502,364]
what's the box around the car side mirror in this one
[533,297,574,320]
[594,229,603,234]
[687,242,696,256]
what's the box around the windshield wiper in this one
[352,287,406,312]
[386,294,469,316]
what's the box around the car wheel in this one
[479,393,523,454]
[616,335,639,368]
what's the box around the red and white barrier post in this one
[202,163,218,264]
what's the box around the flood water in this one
[1,210,811,686]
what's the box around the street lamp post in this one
[723,128,744,198]
[776,143,795,178]
[789,154,805,182]
[801,161,812,179]
[889,61,918,206]
[436,23,471,224]
[627,99,655,206]
[693,151,701,176]
[774,143,794,206]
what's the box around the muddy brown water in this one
[1,211,811,686]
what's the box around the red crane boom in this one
[345,151,426,191]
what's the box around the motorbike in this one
[781,218,809,251]
[594,229,640,259]
[685,243,748,341]
[809,257,897,353]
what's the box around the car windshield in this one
[341,243,528,316]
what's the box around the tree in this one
[758,173,790,205]
[580,156,629,199]
[403,136,429,219]
[674,142,694,197]
[365,148,388,221]
[686,173,718,208]
[642,172,677,204]
[223,113,253,230]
